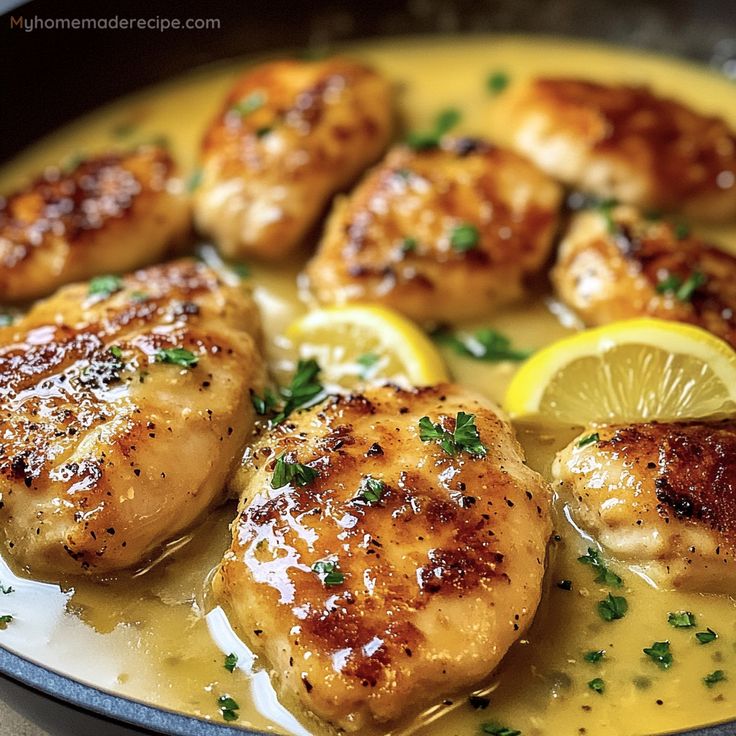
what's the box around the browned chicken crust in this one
[194,57,393,261]
[503,78,736,220]
[216,384,551,730]
[306,139,562,323]
[0,259,265,576]
[553,205,736,347]
[555,420,736,591]
[0,146,190,303]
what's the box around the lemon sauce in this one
[1,35,736,736]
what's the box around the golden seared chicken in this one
[552,204,736,347]
[0,260,265,576]
[502,78,736,220]
[0,146,190,302]
[215,383,551,730]
[306,139,563,323]
[554,421,736,592]
[193,58,393,261]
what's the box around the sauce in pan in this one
[1,35,735,736]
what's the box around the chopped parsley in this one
[400,236,418,253]
[312,560,345,586]
[251,359,324,425]
[433,327,532,363]
[231,91,266,116]
[0,313,13,327]
[576,433,600,449]
[155,347,199,368]
[406,108,461,150]
[584,650,606,664]
[704,670,727,688]
[668,611,696,629]
[109,345,124,361]
[187,168,203,192]
[0,584,13,595]
[588,677,605,694]
[486,71,510,95]
[643,641,673,670]
[228,261,250,279]
[356,352,380,379]
[481,723,521,736]
[656,271,707,302]
[218,694,240,722]
[596,198,619,234]
[130,290,150,303]
[578,547,623,588]
[597,593,628,621]
[224,653,238,673]
[88,274,123,298]
[674,222,691,240]
[271,456,319,489]
[357,476,386,505]
[450,222,480,252]
[0,615,12,627]
[696,628,718,645]
[418,411,487,458]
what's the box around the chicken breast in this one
[0,146,190,303]
[554,421,736,592]
[502,78,736,221]
[552,204,736,348]
[305,139,563,323]
[193,57,393,261]
[0,259,265,577]
[215,383,551,731]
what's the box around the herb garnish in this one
[674,223,690,240]
[597,198,619,234]
[418,412,487,458]
[696,628,718,644]
[0,615,12,627]
[312,560,345,586]
[704,670,727,688]
[0,313,13,327]
[251,359,324,425]
[400,237,418,253]
[271,456,319,489]
[155,347,199,369]
[109,345,124,361]
[406,108,461,150]
[486,71,510,95]
[224,653,238,673]
[218,695,240,722]
[433,327,531,363]
[356,352,380,379]
[187,168,203,192]
[0,584,13,595]
[481,723,521,736]
[588,677,605,694]
[584,650,606,663]
[656,271,707,302]
[578,547,623,588]
[597,593,628,621]
[450,222,480,252]
[668,611,696,629]
[357,476,386,505]
[88,274,123,298]
[643,641,673,669]
[576,433,600,449]
[231,91,266,116]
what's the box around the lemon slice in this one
[504,318,736,424]
[286,305,448,388]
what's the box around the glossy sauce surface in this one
[1,35,736,736]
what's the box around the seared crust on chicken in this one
[554,421,736,592]
[552,205,736,347]
[502,78,736,220]
[215,383,551,730]
[306,139,562,323]
[0,146,190,303]
[0,260,265,576]
[194,57,393,261]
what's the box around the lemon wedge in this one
[286,305,448,388]
[504,318,736,424]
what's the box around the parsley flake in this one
[450,222,480,252]
[312,560,345,586]
[155,347,198,368]
[419,412,487,458]
[0,584,13,595]
[597,198,619,234]
[231,91,266,116]
[0,615,12,627]
[406,108,461,150]
[576,433,600,449]
[696,628,718,644]
[704,670,727,688]
[187,168,203,192]
[251,360,324,426]
[486,71,510,95]
[668,611,696,628]
[584,650,605,663]
[357,475,386,505]
[598,593,628,621]
[356,352,380,379]
[0,313,13,327]
[88,274,123,298]
[643,641,673,669]
[400,237,418,253]
[481,723,521,736]
[656,271,707,302]
[224,653,238,672]
[218,694,239,722]
[433,327,532,363]
[674,222,691,240]
[588,677,605,694]
[271,456,319,489]
[578,547,623,588]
